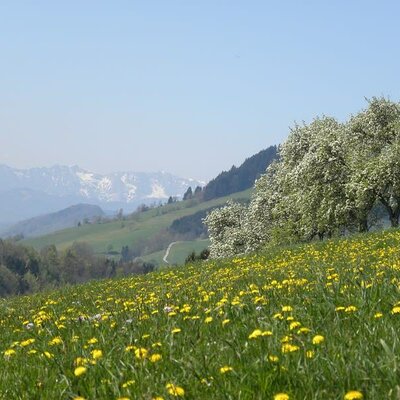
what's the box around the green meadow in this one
[2,229,400,399]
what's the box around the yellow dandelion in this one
[171,328,181,334]
[21,338,35,347]
[289,321,301,330]
[312,335,325,345]
[249,329,263,339]
[4,349,16,357]
[344,391,363,400]
[122,380,135,388]
[222,319,230,326]
[220,366,233,374]
[49,336,63,346]
[391,306,400,314]
[374,312,383,318]
[74,366,87,377]
[150,353,162,362]
[134,348,148,359]
[274,394,290,400]
[204,317,213,323]
[281,344,299,353]
[91,349,103,360]
[166,383,185,397]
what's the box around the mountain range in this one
[0,164,203,227]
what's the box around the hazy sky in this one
[1,1,400,181]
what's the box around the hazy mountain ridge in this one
[0,165,203,226]
[2,204,105,238]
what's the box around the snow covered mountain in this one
[0,165,204,225]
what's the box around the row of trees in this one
[205,97,400,258]
[0,239,154,297]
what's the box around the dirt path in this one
[163,241,181,264]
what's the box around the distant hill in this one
[2,204,105,239]
[202,145,277,201]
[23,189,252,258]
[0,164,204,226]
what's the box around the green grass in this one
[143,239,211,266]
[2,228,400,398]
[23,190,251,255]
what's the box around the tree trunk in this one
[389,213,399,228]
[358,218,368,233]
[379,196,400,228]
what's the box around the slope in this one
[23,189,251,255]
[2,228,400,398]
[1,204,105,238]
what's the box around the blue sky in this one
[1,1,400,181]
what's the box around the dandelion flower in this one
[134,348,148,359]
[249,329,263,339]
[220,366,233,374]
[91,349,103,360]
[150,353,162,362]
[74,366,87,377]
[274,394,290,400]
[166,383,185,397]
[312,335,325,345]
[344,391,363,400]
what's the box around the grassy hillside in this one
[23,189,251,255]
[143,238,211,265]
[2,229,400,398]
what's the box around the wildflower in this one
[49,336,63,346]
[391,306,400,314]
[43,351,53,359]
[281,344,299,353]
[220,366,233,373]
[268,355,279,362]
[345,306,357,313]
[274,394,290,400]
[306,350,314,358]
[344,391,363,400]
[73,397,86,400]
[20,338,35,347]
[171,328,181,334]
[282,306,293,312]
[204,317,213,323]
[289,321,301,330]
[87,337,98,344]
[117,398,130,400]
[374,312,383,318]
[91,349,103,360]
[312,335,325,345]
[4,349,16,358]
[150,353,162,362]
[166,383,185,397]
[222,319,230,326]
[122,380,135,388]
[74,366,87,377]
[135,348,148,359]
[249,329,263,339]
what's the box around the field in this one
[23,190,251,256]
[2,229,400,399]
[143,239,211,266]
